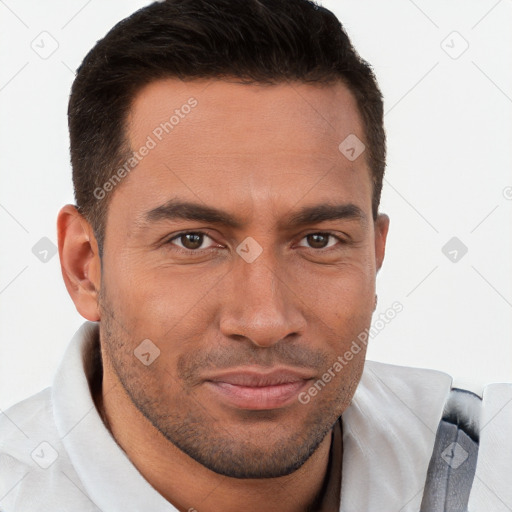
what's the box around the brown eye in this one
[169,232,215,251]
[298,233,339,250]
[180,233,203,250]
[307,234,329,249]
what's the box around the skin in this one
[58,78,389,512]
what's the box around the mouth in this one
[203,367,315,410]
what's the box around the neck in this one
[95,365,339,512]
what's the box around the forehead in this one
[110,78,372,230]
[127,78,365,157]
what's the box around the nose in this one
[219,246,306,348]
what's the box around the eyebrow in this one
[142,199,367,230]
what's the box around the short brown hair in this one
[68,0,385,255]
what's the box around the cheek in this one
[295,258,375,317]
[295,261,375,365]
[101,263,228,375]
[106,257,220,325]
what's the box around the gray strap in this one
[420,388,482,512]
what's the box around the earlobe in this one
[57,205,101,321]
[375,213,390,273]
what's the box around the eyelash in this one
[166,231,346,254]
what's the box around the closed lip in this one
[204,367,316,387]
[204,367,315,410]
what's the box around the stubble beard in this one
[98,290,360,479]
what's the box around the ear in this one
[57,205,101,321]
[374,213,389,273]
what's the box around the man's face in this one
[98,78,388,478]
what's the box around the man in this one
[0,0,510,511]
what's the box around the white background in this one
[1,0,511,411]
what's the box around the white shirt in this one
[0,321,510,511]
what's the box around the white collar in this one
[52,321,178,511]
[52,321,454,511]
[340,359,453,510]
